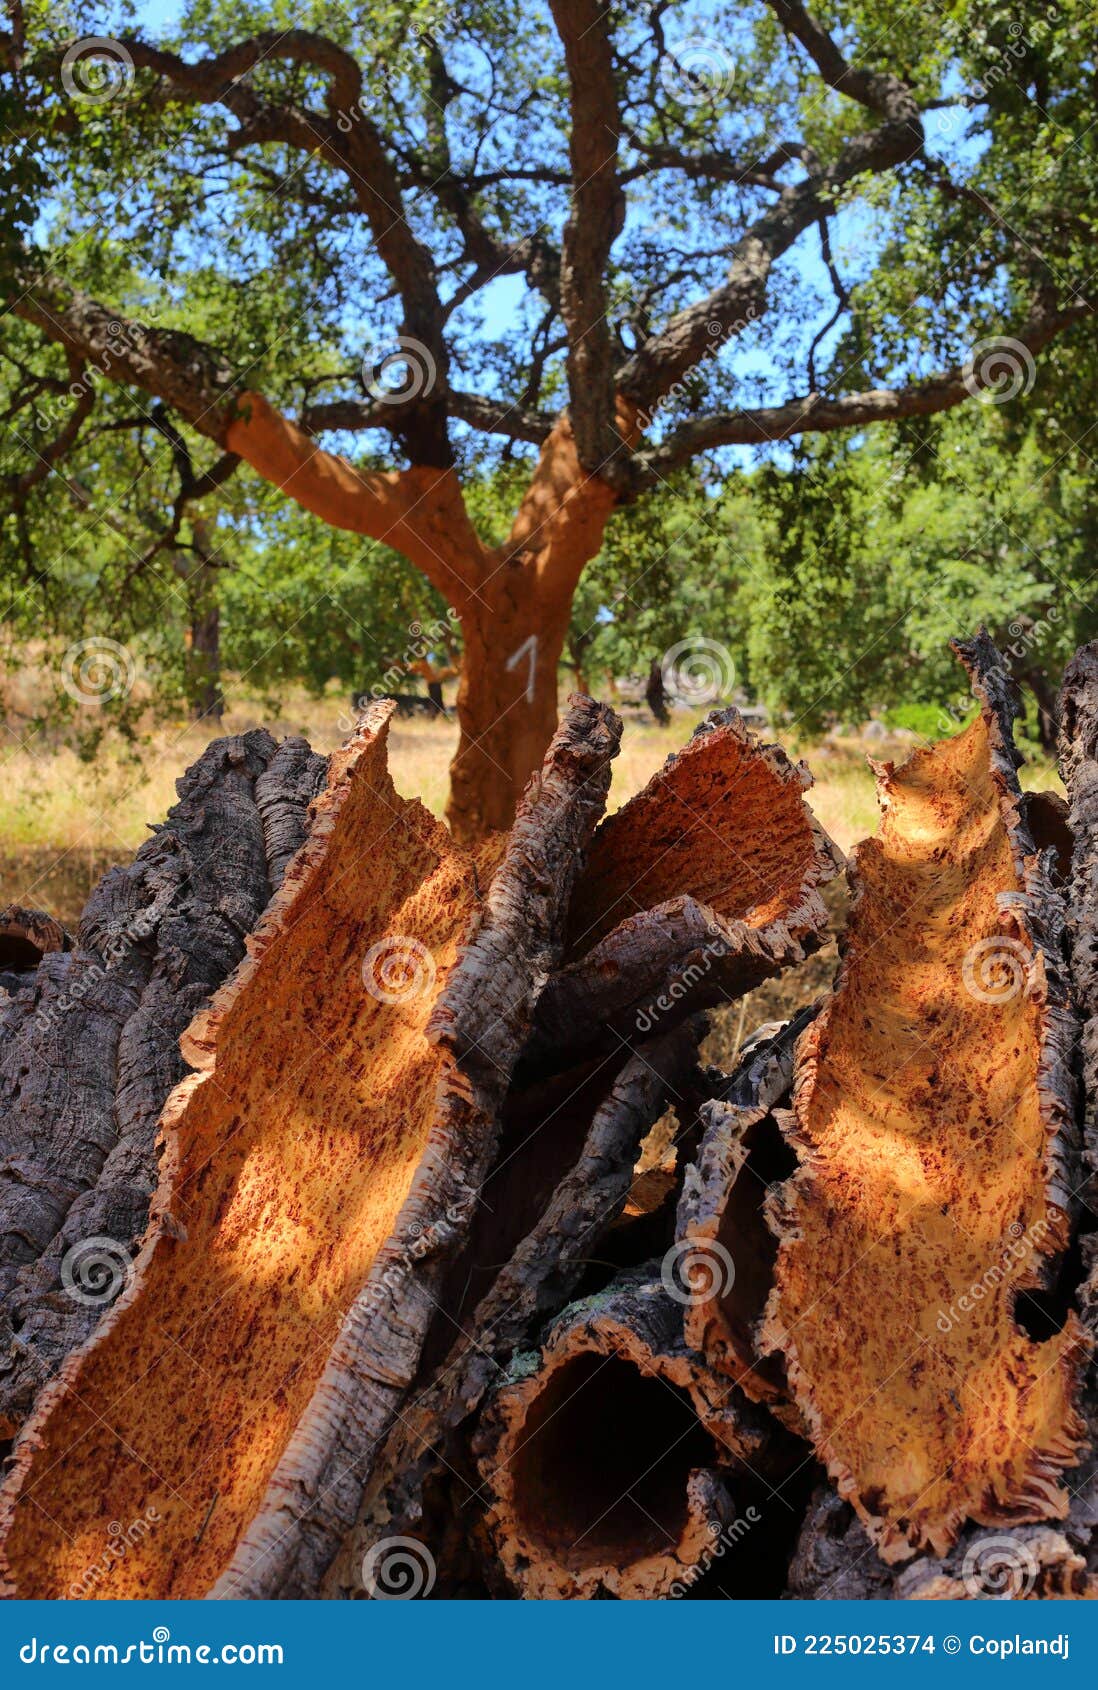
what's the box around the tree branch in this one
[9,280,485,605]
[114,31,453,465]
[636,302,1094,476]
[764,0,920,121]
[617,108,924,410]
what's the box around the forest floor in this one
[0,682,1059,1067]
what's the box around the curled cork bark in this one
[764,630,1088,1564]
[527,710,842,1065]
[1059,642,1098,1209]
[676,1009,814,1414]
[0,697,619,1600]
[475,1265,775,1599]
[0,907,70,984]
[351,1023,703,1589]
[225,695,621,1599]
[0,732,323,1440]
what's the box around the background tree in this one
[1,0,1093,837]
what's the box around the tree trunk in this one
[187,593,223,722]
[1025,665,1059,752]
[449,591,571,841]
[173,546,223,722]
[646,656,670,724]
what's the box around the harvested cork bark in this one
[0,907,71,981]
[765,630,1088,1563]
[0,732,324,1440]
[676,1009,814,1415]
[474,1265,779,1599]
[1059,642,1098,1210]
[0,698,620,1599]
[527,709,842,1065]
[349,1023,703,1592]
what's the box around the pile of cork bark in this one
[1,628,1097,1602]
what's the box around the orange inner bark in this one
[568,723,819,952]
[0,722,479,1598]
[773,714,1084,1557]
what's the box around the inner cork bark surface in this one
[770,709,1085,1558]
[0,722,479,1598]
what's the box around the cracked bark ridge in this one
[475,1263,782,1598]
[0,695,622,1600]
[1058,641,1098,1209]
[352,1020,703,1582]
[676,1008,816,1417]
[528,709,841,1066]
[0,731,323,1440]
[764,629,1088,1564]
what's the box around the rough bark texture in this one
[528,709,842,1065]
[676,1009,815,1417]
[0,732,323,1441]
[0,697,620,1600]
[765,630,1087,1564]
[474,1265,778,1598]
[1058,642,1098,1210]
[352,1022,704,1581]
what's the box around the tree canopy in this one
[1,0,1094,828]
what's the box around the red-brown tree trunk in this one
[224,394,629,842]
[449,586,572,841]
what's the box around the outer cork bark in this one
[351,1021,704,1588]
[676,1008,815,1418]
[0,732,324,1439]
[474,1264,776,1599]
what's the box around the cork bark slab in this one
[676,1010,814,1415]
[475,1265,773,1599]
[351,1024,702,1587]
[0,698,619,1600]
[529,709,841,1063]
[764,631,1088,1562]
[0,733,324,1439]
[1059,642,1098,1215]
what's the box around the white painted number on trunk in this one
[506,635,538,704]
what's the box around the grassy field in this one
[0,681,1059,933]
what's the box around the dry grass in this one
[0,681,1060,930]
